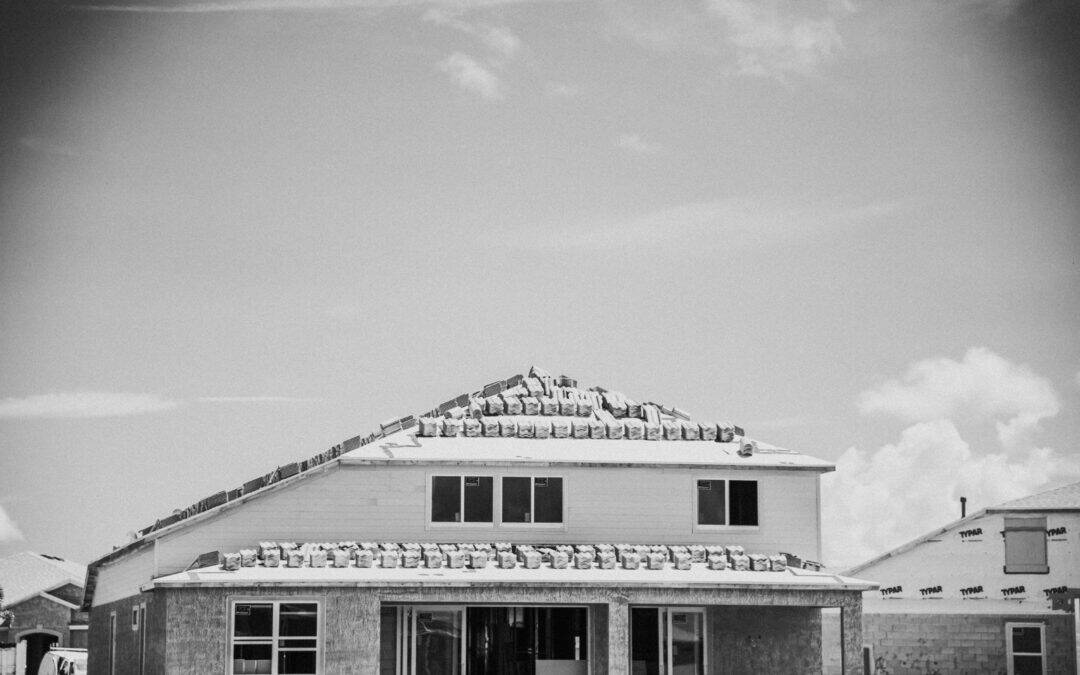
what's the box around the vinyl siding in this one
[93,547,156,606]
[153,464,821,576]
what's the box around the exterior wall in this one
[93,546,156,607]
[87,593,155,675]
[153,464,822,578]
[139,585,859,675]
[708,605,823,674]
[863,612,1076,675]
[2,595,77,646]
[854,511,1079,604]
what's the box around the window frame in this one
[426,474,496,528]
[228,597,323,675]
[499,475,566,528]
[692,477,760,532]
[1005,621,1046,675]
[1003,516,1049,574]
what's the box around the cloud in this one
[424,8,522,58]
[616,133,664,155]
[822,420,1080,570]
[0,392,179,419]
[706,0,843,78]
[822,349,1078,570]
[495,197,902,252]
[0,506,24,542]
[72,0,559,13]
[437,53,504,100]
[858,347,1059,448]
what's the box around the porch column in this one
[330,590,380,674]
[840,597,863,675]
[607,594,629,675]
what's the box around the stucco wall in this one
[87,593,156,675]
[2,595,76,645]
[708,605,824,674]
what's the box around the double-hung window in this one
[430,475,493,523]
[1005,622,1045,675]
[232,601,319,674]
[696,479,758,527]
[1003,517,1049,574]
[502,477,564,524]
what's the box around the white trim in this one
[228,596,324,675]
[67,625,88,631]
[1005,621,1046,675]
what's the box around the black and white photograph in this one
[1,0,1078,672]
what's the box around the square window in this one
[431,476,493,524]
[696,479,758,527]
[1004,517,1048,574]
[501,477,563,524]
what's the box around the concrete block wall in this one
[863,612,1076,675]
[1,595,76,646]
[708,605,823,674]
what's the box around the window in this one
[1005,622,1045,675]
[232,601,319,675]
[696,479,758,526]
[502,477,563,524]
[131,605,140,631]
[1004,517,1048,574]
[431,476,493,523]
[108,611,116,675]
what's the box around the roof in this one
[844,480,1080,577]
[0,552,86,609]
[153,542,873,592]
[85,366,829,608]
[987,480,1080,512]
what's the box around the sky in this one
[0,0,1078,571]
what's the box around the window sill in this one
[693,524,761,534]
[1003,566,1050,574]
[497,522,566,530]
[426,522,496,529]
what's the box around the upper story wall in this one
[853,510,1078,604]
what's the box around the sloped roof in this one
[0,552,86,609]
[843,480,1080,577]
[987,480,1080,512]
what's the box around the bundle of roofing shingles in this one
[418,367,745,445]
[219,542,816,573]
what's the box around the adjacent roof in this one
[0,552,86,609]
[843,480,1080,577]
[987,480,1080,512]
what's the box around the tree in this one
[0,584,12,625]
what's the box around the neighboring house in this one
[0,552,88,675]
[83,367,875,674]
[845,481,1080,675]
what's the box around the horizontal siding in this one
[94,546,155,606]
[155,465,821,575]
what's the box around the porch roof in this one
[150,563,875,592]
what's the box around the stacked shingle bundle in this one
[220,541,801,574]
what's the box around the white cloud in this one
[822,349,1078,571]
[707,0,843,78]
[437,53,504,100]
[423,8,523,59]
[858,347,1059,448]
[0,506,24,542]
[0,392,179,419]
[616,133,664,155]
[822,420,1079,570]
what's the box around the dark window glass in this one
[233,644,272,660]
[234,603,274,638]
[1013,655,1043,675]
[279,604,318,636]
[1012,626,1042,653]
[534,477,563,523]
[536,607,587,660]
[464,476,493,522]
[502,477,531,523]
[697,480,725,525]
[432,476,461,522]
[631,608,660,675]
[278,650,317,674]
[729,481,758,526]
